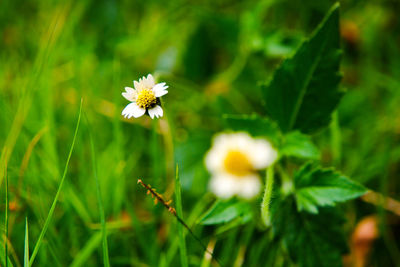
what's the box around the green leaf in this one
[222,114,281,145]
[199,199,253,225]
[70,232,103,267]
[294,163,367,214]
[280,131,320,160]
[272,196,347,267]
[261,3,343,133]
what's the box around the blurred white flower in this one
[122,74,168,119]
[205,132,277,199]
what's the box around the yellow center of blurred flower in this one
[136,89,157,109]
[223,150,253,176]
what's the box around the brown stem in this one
[137,179,222,266]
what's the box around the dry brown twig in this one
[137,179,222,266]
[361,191,400,217]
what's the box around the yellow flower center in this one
[136,89,157,109]
[223,150,253,176]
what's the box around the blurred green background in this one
[1,0,400,266]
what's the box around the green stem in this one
[151,119,161,187]
[159,98,175,197]
[174,165,188,267]
[330,111,341,166]
[261,166,274,227]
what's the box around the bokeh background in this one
[1,0,400,266]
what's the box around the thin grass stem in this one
[24,218,29,267]
[29,99,83,266]
[175,165,188,267]
[86,115,110,267]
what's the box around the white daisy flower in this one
[205,132,277,199]
[122,74,168,119]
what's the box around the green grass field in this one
[1,0,400,266]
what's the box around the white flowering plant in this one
[122,74,168,119]
[5,1,399,267]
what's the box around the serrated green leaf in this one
[199,199,253,225]
[261,3,343,133]
[222,114,281,145]
[280,131,320,160]
[294,163,367,214]
[272,196,347,267]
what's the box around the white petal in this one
[229,132,254,151]
[236,175,261,199]
[145,74,155,87]
[209,175,236,199]
[248,139,278,169]
[205,133,235,173]
[153,83,169,97]
[205,146,224,173]
[138,74,155,89]
[121,103,146,119]
[122,87,136,101]
[148,105,163,119]
[134,80,143,91]
[125,86,134,93]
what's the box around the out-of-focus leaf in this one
[264,32,300,57]
[183,24,215,82]
[280,131,320,159]
[222,114,281,145]
[294,163,367,214]
[156,47,178,72]
[175,131,212,195]
[261,3,343,133]
[215,213,253,235]
[199,199,253,225]
[272,196,347,267]
[182,17,239,82]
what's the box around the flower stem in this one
[261,166,274,227]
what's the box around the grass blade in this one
[29,99,83,266]
[4,158,9,267]
[174,165,188,267]
[24,218,29,267]
[86,115,110,267]
[0,240,13,267]
[70,232,103,267]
